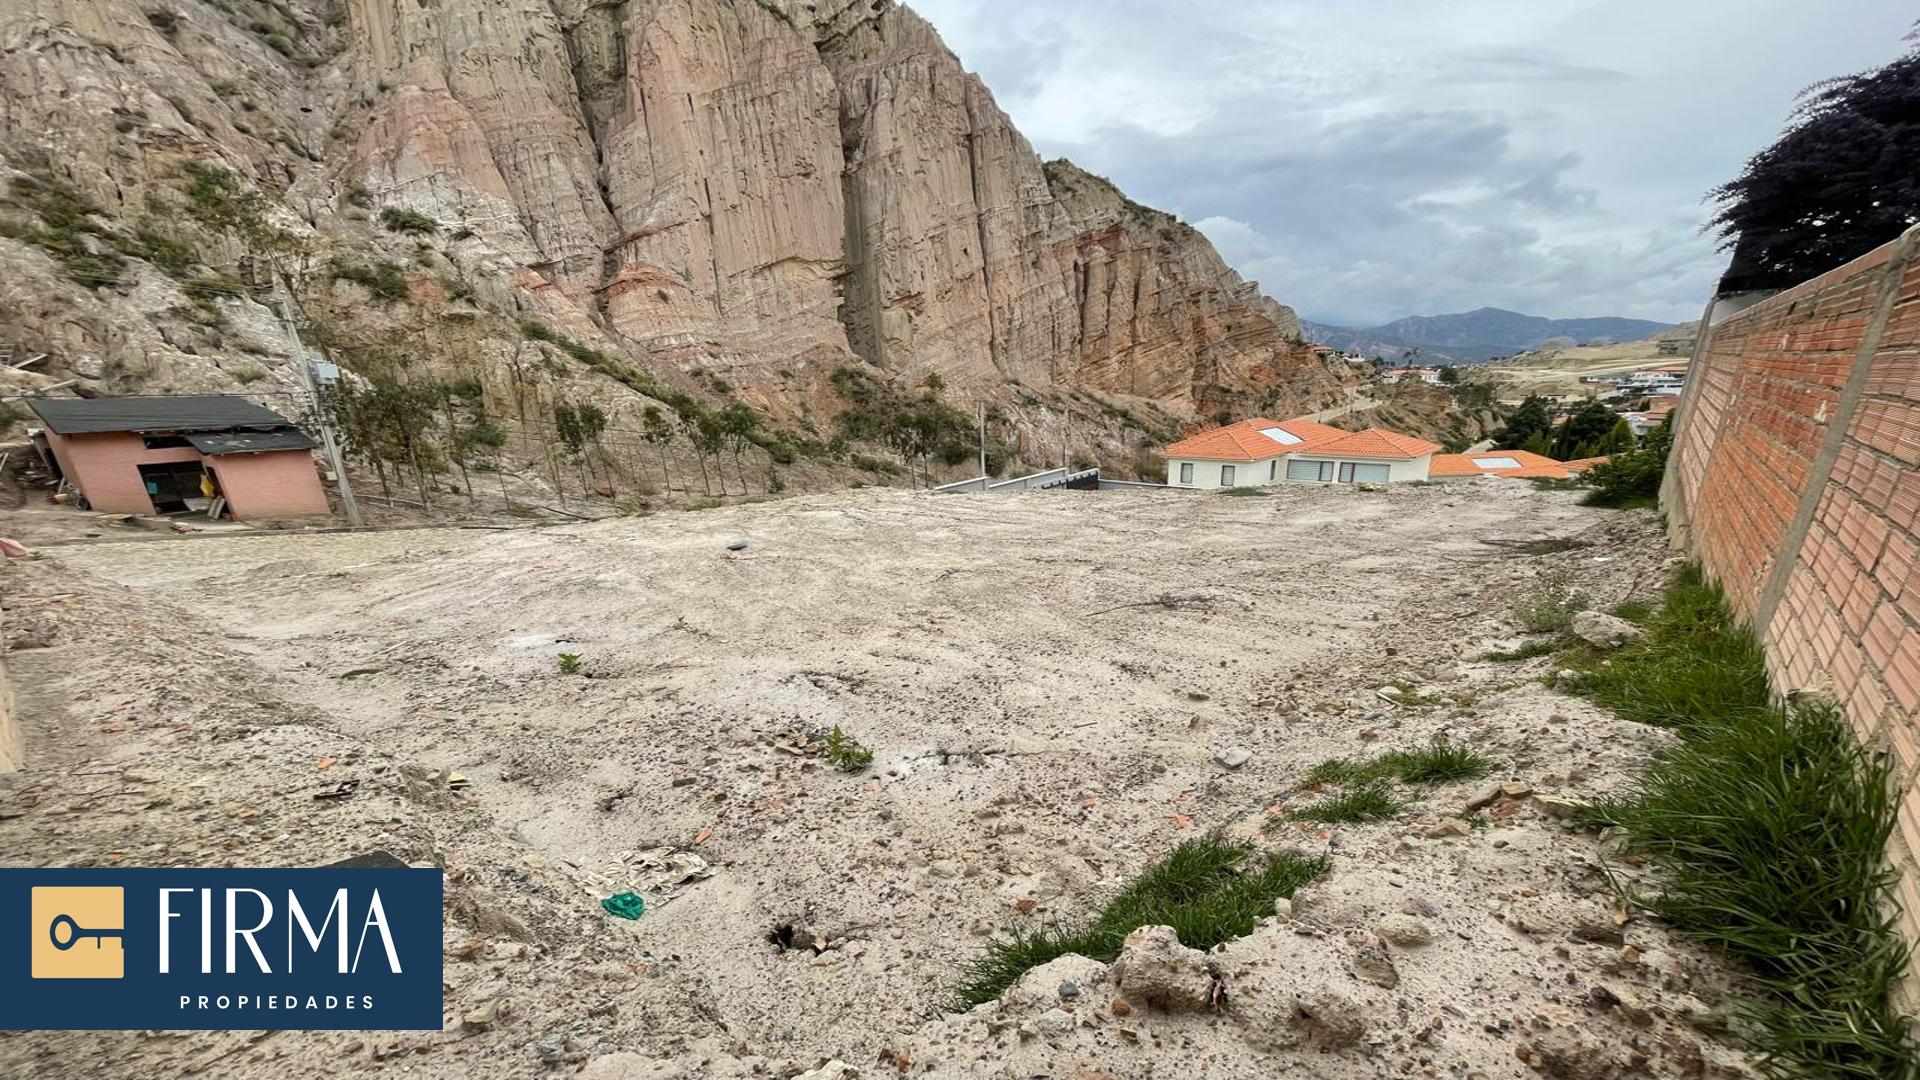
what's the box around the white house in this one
[1164,417,1440,489]
[1381,367,1444,386]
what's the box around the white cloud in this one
[911,0,1915,326]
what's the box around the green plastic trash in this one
[601,892,645,921]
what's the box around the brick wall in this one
[1665,225,1920,968]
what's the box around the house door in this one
[137,462,208,513]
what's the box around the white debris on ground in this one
[0,482,1756,1078]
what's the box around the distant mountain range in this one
[1303,308,1675,363]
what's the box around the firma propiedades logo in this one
[5,868,442,1030]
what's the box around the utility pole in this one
[273,272,363,527]
[977,400,987,480]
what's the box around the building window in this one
[1268,460,1277,482]
[1352,462,1391,483]
[1287,459,1333,482]
[1179,462,1194,485]
[1220,465,1236,487]
[1338,462,1356,483]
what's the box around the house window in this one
[1220,465,1236,487]
[1179,462,1194,485]
[1352,462,1391,483]
[1338,462,1355,483]
[1287,459,1333,482]
[1268,460,1277,482]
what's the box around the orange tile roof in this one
[1430,450,1584,480]
[1297,427,1441,460]
[1561,456,1610,474]
[1164,417,1339,462]
[1167,417,1438,462]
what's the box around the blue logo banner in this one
[1,867,443,1030]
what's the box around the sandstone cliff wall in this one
[0,0,1345,456]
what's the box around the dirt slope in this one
[0,483,1755,1078]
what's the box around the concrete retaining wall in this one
[1664,224,1920,967]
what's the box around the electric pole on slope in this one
[978,400,987,480]
[273,272,363,527]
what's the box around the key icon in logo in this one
[48,913,125,951]
[31,887,124,979]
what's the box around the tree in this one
[1438,365,1462,385]
[1597,417,1636,457]
[1550,401,1623,460]
[438,379,487,499]
[1582,417,1674,508]
[641,405,675,491]
[1709,30,1920,293]
[718,402,759,493]
[676,406,714,496]
[553,400,610,493]
[1493,395,1556,452]
[695,410,728,495]
[323,374,435,507]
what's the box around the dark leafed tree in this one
[1493,395,1556,452]
[1549,401,1623,460]
[1709,28,1920,293]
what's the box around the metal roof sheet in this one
[186,428,315,455]
[25,395,297,435]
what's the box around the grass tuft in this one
[1481,638,1564,662]
[1563,564,1768,729]
[1303,736,1493,788]
[1288,780,1403,823]
[1511,566,1591,634]
[1611,599,1655,624]
[951,838,1326,1010]
[1569,564,1913,1078]
[1384,738,1496,784]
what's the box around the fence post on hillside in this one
[1752,224,1920,635]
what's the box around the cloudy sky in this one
[910,0,1914,328]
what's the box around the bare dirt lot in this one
[0,483,1758,1078]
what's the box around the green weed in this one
[823,726,873,773]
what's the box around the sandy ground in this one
[0,482,1757,1078]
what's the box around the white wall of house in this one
[1166,457,1287,489]
[1167,452,1432,487]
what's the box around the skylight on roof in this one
[1259,427,1303,445]
[1473,456,1522,470]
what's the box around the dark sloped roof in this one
[187,429,315,455]
[25,395,296,435]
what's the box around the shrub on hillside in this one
[1581,418,1673,509]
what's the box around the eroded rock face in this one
[0,0,1346,432]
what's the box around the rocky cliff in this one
[0,0,1347,486]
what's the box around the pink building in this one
[25,395,331,520]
